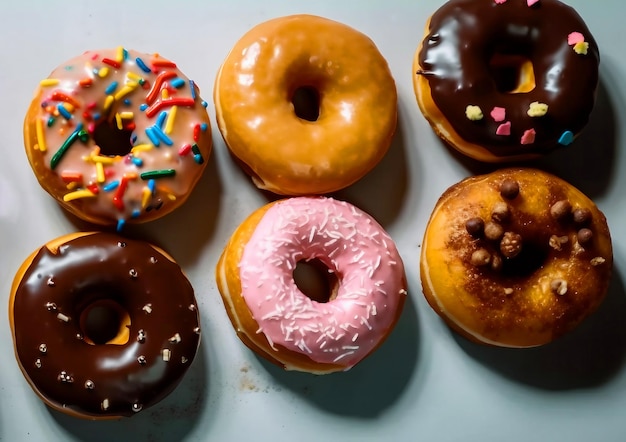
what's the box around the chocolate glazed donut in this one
[9,232,201,419]
[415,0,599,161]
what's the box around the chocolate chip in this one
[577,228,593,245]
[470,249,491,267]
[500,179,520,200]
[484,222,504,241]
[465,217,485,237]
[550,200,572,221]
[573,208,592,225]
[500,232,523,258]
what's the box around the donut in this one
[413,0,599,162]
[420,168,612,347]
[24,47,212,230]
[216,197,407,373]
[9,232,201,419]
[214,14,397,195]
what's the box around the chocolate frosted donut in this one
[9,232,201,419]
[414,0,600,162]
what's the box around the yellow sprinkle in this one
[167,193,177,201]
[161,88,169,99]
[114,84,138,101]
[103,95,115,111]
[116,46,125,63]
[63,189,96,202]
[88,155,117,165]
[141,186,152,209]
[66,182,79,191]
[131,144,153,153]
[36,118,46,152]
[96,162,105,183]
[164,106,177,135]
[119,111,134,119]
[126,72,142,81]
[39,78,60,87]
[527,101,548,117]
[115,113,123,130]
[573,41,589,55]
[465,105,483,121]
[62,102,75,113]
[98,67,110,78]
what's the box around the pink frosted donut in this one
[216,197,407,374]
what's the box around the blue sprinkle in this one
[116,219,126,232]
[156,111,168,129]
[131,209,141,218]
[57,104,72,120]
[123,48,129,60]
[124,99,131,106]
[145,127,161,146]
[131,134,138,144]
[201,100,208,108]
[558,130,574,146]
[105,81,118,95]
[148,179,156,194]
[189,80,196,99]
[131,156,144,167]
[136,57,151,73]
[103,181,120,192]
[93,112,101,121]
[194,153,204,165]
[200,123,208,132]
[93,68,99,75]
[152,125,174,146]
[139,103,148,111]
[171,78,185,89]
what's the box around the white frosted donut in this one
[216,197,407,374]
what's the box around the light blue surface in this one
[1,1,625,441]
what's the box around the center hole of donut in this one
[80,300,130,345]
[500,242,548,278]
[488,53,536,94]
[92,121,134,157]
[293,259,338,303]
[291,86,320,122]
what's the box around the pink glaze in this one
[238,197,407,369]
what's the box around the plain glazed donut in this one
[420,168,612,347]
[24,47,212,230]
[216,197,407,374]
[9,232,201,419]
[414,0,599,162]
[214,14,397,195]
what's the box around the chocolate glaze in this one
[418,0,599,157]
[12,233,200,418]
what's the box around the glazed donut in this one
[420,168,612,347]
[216,197,407,374]
[9,232,201,419]
[414,0,599,162]
[214,14,397,195]
[24,47,212,230]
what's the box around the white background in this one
[1,0,625,441]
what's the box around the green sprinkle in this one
[140,169,176,180]
[47,117,56,127]
[50,128,86,169]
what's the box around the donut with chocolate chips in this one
[9,232,201,419]
[420,168,612,347]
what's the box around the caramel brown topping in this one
[465,217,485,237]
[500,179,520,200]
[573,207,592,225]
[577,228,593,245]
[500,232,523,258]
[484,222,504,241]
[470,249,491,267]
[491,202,510,223]
[550,200,572,221]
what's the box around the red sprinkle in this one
[113,175,130,211]
[60,171,83,183]
[79,78,93,87]
[145,97,195,118]
[193,124,201,142]
[145,71,177,104]
[178,143,192,156]
[151,59,177,68]
[50,92,81,108]
[87,183,100,194]
[102,58,121,69]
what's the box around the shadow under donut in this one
[49,340,210,442]
[451,269,626,391]
[257,290,420,418]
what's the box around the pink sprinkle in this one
[527,0,539,5]
[496,122,511,136]
[521,129,536,145]
[490,107,506,122]
[568,32,585,45]
[494,0,507,4]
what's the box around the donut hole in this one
[293,259,338,303]
[79,299,130,345]
[92,120,134,157]
[291,86,320,122]
[488,53,536,94]
[500,241,548,278]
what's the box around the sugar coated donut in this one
[214,14,397,195]
[24,47,212,230]
[216,197,407,374]
[420,168,612,347]
[9,232,201,419]
[414,0,599,162]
